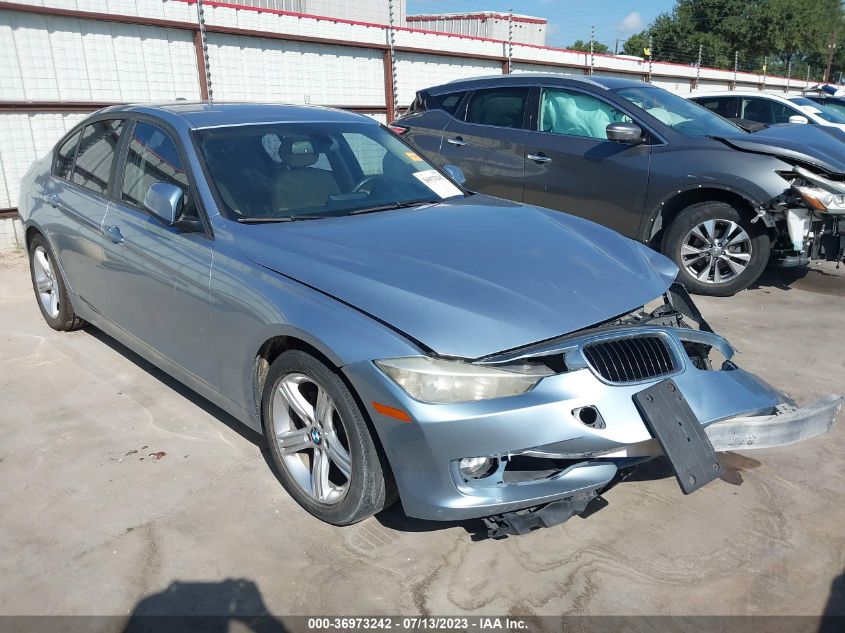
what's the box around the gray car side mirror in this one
[606,122,644,144]
[144,182,184,226]
[443,164,467,185]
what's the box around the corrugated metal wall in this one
[0,0,820,213]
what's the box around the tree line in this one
[568,0,845,82]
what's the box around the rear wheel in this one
[262,350,395,525]
[662,201,770,296]
[28,234,86,331]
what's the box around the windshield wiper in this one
[236,215,325,224]
[347,199,439,216]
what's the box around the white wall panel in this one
[207,33,384,105]
[0,12,200,102]
[0,113,87,210]
[395,53,501,106]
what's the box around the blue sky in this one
[406,0,675,49]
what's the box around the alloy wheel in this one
[680,218,752,284]
[32,246,60,319]
[270,372,353,504]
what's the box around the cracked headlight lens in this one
[375,357,552,404]
[795,185,845,212]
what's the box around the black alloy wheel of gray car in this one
[262,350,396,524]
[28,233,86,331]
[662,201,770,297]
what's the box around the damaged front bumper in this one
[343,324,842,525]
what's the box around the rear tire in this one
[262,350,395,525]
[662,201,770,296]
[28,233,86,331]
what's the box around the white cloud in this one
[617,11,643,32]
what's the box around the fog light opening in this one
[459,456,497,479]
[574,405,605,429]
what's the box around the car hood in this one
[233,196,678,359]
[716,124,845,174]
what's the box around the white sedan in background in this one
[688,90,845,132]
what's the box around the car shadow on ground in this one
[122,578,286,633]
[751,264,844,296]
[820,569,845,632]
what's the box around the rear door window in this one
[464,87,529,128]
[53,130,82,180]
[434,91,467,115]
[71,120,124,195]
[539,88,632,139]
[695,97,738,119]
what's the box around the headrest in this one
[280,138,318,168]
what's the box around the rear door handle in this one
[446,136,467,146]
[527,153,552,164]
[102,224,124,244]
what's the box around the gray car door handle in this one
[527,153,552,164]
[102,224,124,244]
[446,136,467,146]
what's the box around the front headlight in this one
[795,185,845,213]
[374,357,552,404]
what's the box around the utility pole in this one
[694,43,702,89]
[807,65,811,84]
[387,0,398,118]
[786,55,792,93]
[647,34,653,83]
[824,30,837,82]
[761,56,767,91]
[196,0,212,101]
[507,8,513,74]
[732,50,738,89]
[615,38,619,55]
[589,25,595,75]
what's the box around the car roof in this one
[94,102,375,130]
[427,73,647,95]
[688,91,801,101]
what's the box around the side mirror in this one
[442,164,467,185]
[143,182,183,226]
[788,115,809,125]
[606,122,644,144]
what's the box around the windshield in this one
[614,86,744,137]
[808,97,845,117]
[195,122,464,220]
[789,96,845,124]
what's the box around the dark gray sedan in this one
[393,74,845,295]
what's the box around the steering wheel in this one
[352,175,382,194]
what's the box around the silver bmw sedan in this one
[17,102,840,537]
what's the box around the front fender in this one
[639,149,792,242]
[209,238,423,428]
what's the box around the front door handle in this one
[527,153,552,164]
[446,136,467,146]
[102,224,124,244]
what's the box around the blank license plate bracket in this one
[633,379,722,494]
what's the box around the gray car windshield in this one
[196,122,464,220]
[614,86,744,137]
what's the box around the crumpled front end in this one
[343,290,841,527]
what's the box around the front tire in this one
[262,350,394,525]
[28,234,86,331]
[662,201,770,296]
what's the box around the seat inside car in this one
[271,137,341,212]
[202,135,274,215]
